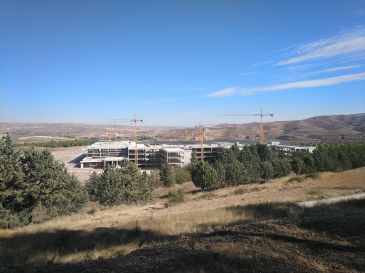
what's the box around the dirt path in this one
[298,192,365,207]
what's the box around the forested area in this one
[190,143,365,191]
[21,138,98,148]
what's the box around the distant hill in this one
[1,113,364,144]
[155,113,365,144]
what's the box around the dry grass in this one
[306,188,326,199]
[1,167,365,266]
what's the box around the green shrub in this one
[259,161,274,182]
[191,161,219,192]
[86,160,152,206]
[174,167,192,184]
[0,134,88,228]
[167,189,185,205]
[160,164,175,187]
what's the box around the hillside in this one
[1,113,364,144]
[1,167,365,273]
[159,113,365,143]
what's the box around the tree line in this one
[190,143,365,191]
[21,138,98,148]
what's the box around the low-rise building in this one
[80,141,234,169]
[268,142,316,155]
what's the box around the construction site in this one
[78,111,316,169]
[79,141,315,169]
[80,141,235,169]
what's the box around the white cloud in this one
[317,64,363,73]
[277,27,365,65]
[207,71,365,97]
[144,98,180,105]
[206,87,237,97]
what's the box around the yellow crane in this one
[220,109,273,144]
[109,115,144,165]
[194,124,212,161]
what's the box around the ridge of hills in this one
[0,113,364,144]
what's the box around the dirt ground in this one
[5,200,365,273]
[51,146,102,183]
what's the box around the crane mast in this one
[108,115,144,166]
[219,109,273,144]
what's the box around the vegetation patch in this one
[167,189,185,205]
[85,161,153,206]
[287,176,305,183]
[306,188,325,199]
[21,137,98,148]
[0,134,87,229]
[304,172,321,180]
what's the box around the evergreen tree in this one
[160,163,175,187]
[223,159,248,186]
[191,161,218,192]
[259,161,274,182]
[86,160,152,206]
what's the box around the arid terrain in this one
[51,146,97,183]
[1,167,364,272]
[1,113,365,144]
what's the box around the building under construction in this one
[80,141,234,169]
[79,141,316,169]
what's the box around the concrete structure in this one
[79,140,314,169]
[268,142,316,155]
[80,141,235,169]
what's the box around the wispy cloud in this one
[207,71,365,97]
[206,87,237,97]
[316,64,363,73]
[277,27,365,65]
[144,98,180,105]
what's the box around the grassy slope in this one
[1,168,365,272]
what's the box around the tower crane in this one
[108,115,144,165]
[220,109,273,144]
[194,123,214,161]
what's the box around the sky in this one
[0,0,364,126]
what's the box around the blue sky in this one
[0,0,364,126]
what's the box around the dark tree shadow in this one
[0,226,175,267]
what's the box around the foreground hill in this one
[1,168,365,272]
[1,113,364,144]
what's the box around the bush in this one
[160,164,175,187]
[191,161,219,192]
[0,134,88,228]
[259,161,274,182]
[149,170,162,188]
[167,189,185,205]
[86,160,152,206]
[174,167,192,184]
[271,159,291,178]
